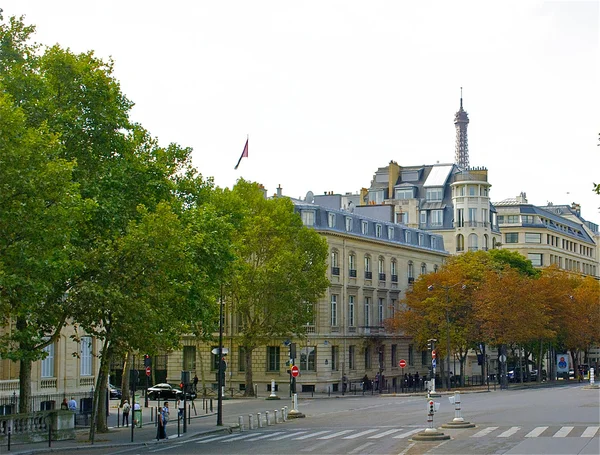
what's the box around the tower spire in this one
[454,87,469,169]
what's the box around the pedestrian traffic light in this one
[428,400,434,414]
[144,354,151,367]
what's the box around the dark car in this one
[147,383,196,400]
[109,383,122,399]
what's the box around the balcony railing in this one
[349,269,357,278]
[365,271,372,279]
[378,273,386,281]
[391,275,398,283]
[408,277,415,284]
[331,267,340,276]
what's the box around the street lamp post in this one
[217,285,224,426]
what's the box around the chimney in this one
[276,184,282,197]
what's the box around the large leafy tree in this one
[222,180,329,396]
[0,90,90,413]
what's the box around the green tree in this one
[224,180,329,396]
[0,91,90,413]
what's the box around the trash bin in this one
[133,409,142,428]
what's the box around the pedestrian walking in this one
[121,400,131,427]
[193,374,199,392]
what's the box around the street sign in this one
[432,358,437,368]
[399,359,407,368]
[291,365,300,377]
[211,347,229,355]
[432,350,436,359]
[145,366,151,377]
[499,354,506,363]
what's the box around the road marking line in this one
[317,429,354,439]
[368,428,404,439]
[196,433,243,443]
[270,431,308,440]
[553,426,574,437]
[582,426,599,438]
[472,426,499,438]
[343,428,379,439]
[246,431,284,441]
[349,442,374,454]
[525,426,548,438]
[221,433,262,442]
[498,426,520,437]
[293,430,331,440]
[393,428,424,439]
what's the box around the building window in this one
[431,210,443,226]
[349,253,356,277]
[364,297,371,326]
[468,208,477,223]
[365,346,372,369]
[525,233,541,243]
[482,208,488,224]
[361,220,368,234]
[378,257,385,280]
[457,208,464,227]
[431,237,437,249]
[395,188,414,199]
[505,233,519,243]
[331,346,339,371]
[456,185,465,196]
[378,298,384,325]
[183,345,196,372]
[456,234,465,252]
[522,215,535,224]
[331,250,339,275]
[349,345,356,370]
[426,188,443,201]
[528,253,543,267]
[405,231,411,243]
[345,217,353,232]
[300,346,316,371]
[418,233,424,246]
[408,261,414,282]
[348,296,355,327]
[328,212,336,228]
[376,224,382,237]
[301,210,315,226]
[468,233,478,251]
[388,226,394,240]
[420,263,427,275]
[420,211,427,224]
[364,255,372,279]
[80,337,92,376]
[238,347,247,372]
[267,346,280,371]
[331,294,338,326]
[483,234,489,251]
[41,342,55,378]
[399,212,408,224]
[434,264,439,273]
[468,185,476,196]
[506,215,519,223]
[392,344,398,367]
[408,344,414,366]
[391,260,398,282]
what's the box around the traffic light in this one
[144,354,151,367]
[289,343,296,360]
[428,400,434,415]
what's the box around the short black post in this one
[188,404,191,424]
[117,407,120,428]
[328,386,330,397]
[177,413,180,438]
[8,426,11,451]
[48,422,52,448]
[151,406,153,423]
[210,398,213,413]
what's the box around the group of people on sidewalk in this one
[119,399,141,427]
[116,396,187,440]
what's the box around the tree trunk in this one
[18,358,32,414]
[121,351,131,405]
[244,347,255,397]
[89,339,111,442]
[537,341,543,382]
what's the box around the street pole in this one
[445,300,451,392]
[217,285,224,426]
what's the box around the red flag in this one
[234,138,248,170]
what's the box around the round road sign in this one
[145,366,151,377]
[432,350,437,359]
[399,359,407,368]
[291,365,300,377]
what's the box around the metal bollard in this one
[151,406,154,423]
[328,386,330,397]
[265,410,270,426]
[248,414,253,430]
[210,398,213,413]
[48,422,52,448]
[452,392,464,423]
[274,409,279,424]
[282,407,286,421]
[257,412,262,428]
[8,426,11,451]
[117,407,120,427]
[238,415,244,431]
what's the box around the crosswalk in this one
[187,425,599,445]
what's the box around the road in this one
[41,383,600,455]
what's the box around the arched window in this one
[331,250,340,275]
[408,261,414,283]
[364,255,372,279]
[434,264,439,273]
[468,233,478,251]
[391,259,398,282]
[348,252,356,277]
[378,257,385,280]
[483,234,489,251]
[456,234,465,252]
[420,263,427,275]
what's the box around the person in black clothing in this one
[193,374,199,392]
[414,371,420,389]
[362,374,370,390]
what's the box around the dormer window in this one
[328,212,336,228]
[426,188,443,202]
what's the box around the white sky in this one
[4,0,600,224]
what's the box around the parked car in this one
[147,383,196,400]
[109,383,122,399]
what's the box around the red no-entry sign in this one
[145,366,151,377]
[291,365,300,377]
[399,359,407,368]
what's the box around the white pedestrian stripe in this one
[270,431,308,440]
[368,428,404,439]
[197,433,245,444]
[582,426,599,438]
[472,426,499,438]
[393,428,424,439]
[525,426,548,438]
[343,429,379,439]
[221,433,261,443]
[498,426,520,437]
[293,430,331,440]
[553,426,573,437]
[317,429,354,439]
[246,431,284,441]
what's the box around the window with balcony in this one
[364,255,372,279]
[408,261,414,283]
[391,260,398,282]
[331,250,339,275]
[468,233,478,251]
[378,298,384,325]
[456,233,465,252]
[348,253,356,277]
[378,257,385,281]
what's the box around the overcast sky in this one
[4,1,599,224]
